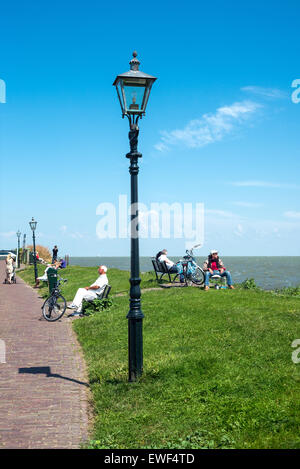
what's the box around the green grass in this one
[18,265,300,448]
[17,264,158,300]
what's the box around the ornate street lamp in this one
[113,52,156,382]
[29,217,38,281]
[16,230,21,268]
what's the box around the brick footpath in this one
[0,260,90,448]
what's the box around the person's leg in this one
[72,288,88,308]
[220,271,233,287]
[72,289,98,312]
[76,291,97,313]
[204,271,212,287]
[169,265,184,282]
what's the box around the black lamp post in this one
[113,51,156,382]
[29,217,38,281]
[16,230,21,268]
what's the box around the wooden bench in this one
[96,284,111,300]
[82,284,111,306]
[151,258,179,283]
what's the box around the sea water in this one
[69,256,300,290]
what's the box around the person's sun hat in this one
[100,265,108,272]
[210,250,218,255]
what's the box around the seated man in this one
[58,258,67,269]
[203,250,234,290]
[34,260,62,287]
[156,249,185,283]
[67,265,108,316]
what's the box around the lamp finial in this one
[130,51,140,71]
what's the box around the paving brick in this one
[0,261,91,448]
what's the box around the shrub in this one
[26,244,52,263]
[81,297,113,316]
[240,278,260,290]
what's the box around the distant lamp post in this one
[29,217,38,281]
[16,230,21,268]
[113,51,156,382]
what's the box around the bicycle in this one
[177,244,205,286]
[41,276,68,322]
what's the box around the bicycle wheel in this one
[42,294,66,322]
[191,267,205,285]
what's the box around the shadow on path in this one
[19,366,89,387]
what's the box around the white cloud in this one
[284,211,300,219]
[241,86,287,99]
[155,100,261,152]
[0,231,15,238]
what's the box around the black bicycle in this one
[41,276,68,322]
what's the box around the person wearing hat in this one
[67,265,108,316]
[203,250,234,291]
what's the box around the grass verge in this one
[18,265,300,448]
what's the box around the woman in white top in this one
[5,253,15,284]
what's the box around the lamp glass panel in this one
[122,80,147,112]
[29,221,37,231]
[116,81,125,114]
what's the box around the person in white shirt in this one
[156,249,185,282]
[67,265,108,315]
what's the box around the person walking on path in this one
[52,245,58,263]
[203,250,234,291]
[67,265,108,316]
[5,253,15,284]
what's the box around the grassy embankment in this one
[18,265,300,449]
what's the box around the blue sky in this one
[0,0,299,257]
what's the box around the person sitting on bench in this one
[34,259,62,287]
[203,250,234,290]
[156,249,185,283]
[67,265,108,315]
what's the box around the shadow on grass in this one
[19,366,89,387]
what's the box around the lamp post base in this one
[127,317,143,382]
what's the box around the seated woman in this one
[156,249,185,283]
[5,253,16,284]
[34,260,62,287]
[202,250,234,290]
